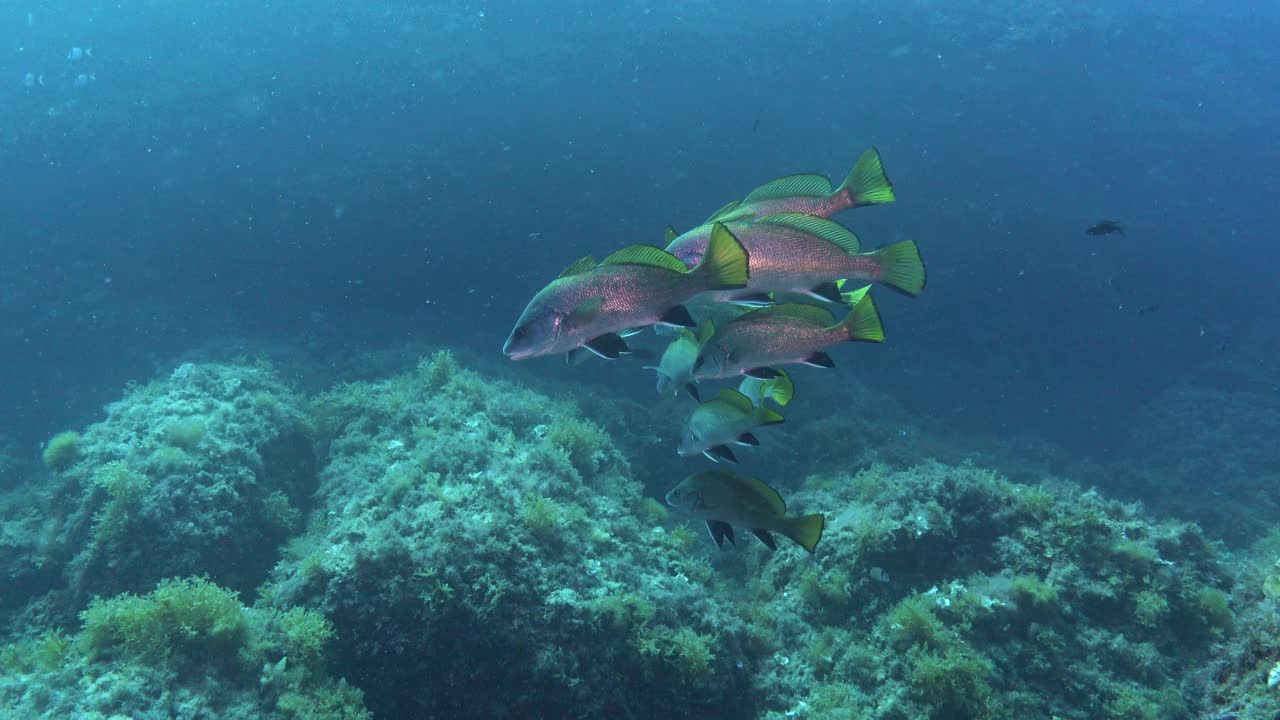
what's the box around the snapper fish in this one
[679,388,785,463]
[664,470,825,554]
[693,288,884,380]
[645,323,713,400]
[703,147,895,223]
[503,225,749,361]
[665,214,925,302]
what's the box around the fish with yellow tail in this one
[702,147,896,223]
[664,470,825,554]
[737,368,794,408]
[665,214,925,301]
[692,287,884,380]
[503,227,749,361]
[678,388,785,463]
[645,323,714,400]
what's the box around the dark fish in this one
[664,470,825,554]
[1086,220,1125,236]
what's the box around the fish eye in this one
[670,490,680,498]
[512,326,528,339]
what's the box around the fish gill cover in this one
[1,1,1279,719]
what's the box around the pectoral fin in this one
[736,432,760,446]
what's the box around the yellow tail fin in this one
[838,288,885,343]
[697,222,751,290]
[838,148,896,207]
[869,240,926,296]
[781,513,825,554]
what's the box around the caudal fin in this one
[836,287,885,343]
[696,222,750,290]
[838,148,896,208]
[780,513,825,554]
[867,239,927,296]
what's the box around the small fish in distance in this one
[1086,220,1125,236]
[664,470,825,554]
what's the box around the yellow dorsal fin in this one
[601,245,689,273]
[704,200,742,224]
[558,256,597,278]
[731,473,787,516]
[743,174,833,204]
[754,213,860,254]
[695,320,715,346]
[742,303,837,327]
[711,388,755,414]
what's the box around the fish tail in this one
[866,240,927,296]
[837,148,896,208]
[780,513,825,554]
[696,223,750,290]
[836,286,885,343]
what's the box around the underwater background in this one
[2,1,1278,718]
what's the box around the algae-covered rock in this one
[261,352,753,718]
[741,461,1231,719]
[0,576,369,719]
[1,361,316,637]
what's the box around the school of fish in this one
[504,147,928,556]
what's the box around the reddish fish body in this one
[666,215,925,299]
[693,295,884,380]
[708,147,895,224]
[504,229,749,360]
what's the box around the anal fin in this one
[703,445,738,464]
[706,520,736,549]
[751,528,778,551]
[802,351,835,368]
[583,333,630,359]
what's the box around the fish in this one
[706,148,895,223]
[737,368,795,408]
[693,287,884,380]
[1086,220,1125,236]
[645,324,713,399]
[666,214,926,300]
[664,470,825,554]
[503,225,749,361]
[678,388,785,463]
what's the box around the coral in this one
[41,431,81,472]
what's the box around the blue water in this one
[5,2,1275,466]
[3,2,1279,716]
